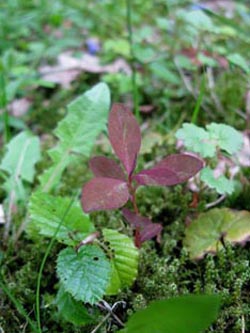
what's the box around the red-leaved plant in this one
[81,104,204,247]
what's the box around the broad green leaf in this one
[120,294,221,333]
[176,123,215,158]
[176,123,243,158]
[39,83,110,192]
[184,11,215,32]
[0,131,40,201]
[207,123,243,155]
[200,167,235,195]
[184,208,250,259]
[0,131,40,183]
[103,229,139,295]
[28,192,94,245]
[56,285,94,326]
[57,245,111,304]
[227,53,250,74]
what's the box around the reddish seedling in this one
[81,103,204,247]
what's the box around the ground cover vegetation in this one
[1,0,250,332]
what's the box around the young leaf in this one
[28,192,94,245]
[200,167,235,195]
[56,285,94,326]
[134,154,203,186]
[184,208,250,259]
[176,123,215,158]
[81,178,129,212]
[108,103,141,176]
[89,156,126,180]
[120,294,221,333]
[103,229,139,295]
[122,209,162,246]
[39,83,110,192]
[57,245,111,304]
[206,123,243,155]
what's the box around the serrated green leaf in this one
[184,208,250,259]
[57,245,111,304]
[176,123,215,158]
[120,294,221,333]
[200,167,235,195]
[56,285,94,326]
[206,123,243,155]
[39,83,110,192]
[103,229,138,295]
[28,192,94,245]
[0,131,40,201]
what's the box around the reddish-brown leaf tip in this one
[108,103,141,176]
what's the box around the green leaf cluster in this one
[176,123,243,195]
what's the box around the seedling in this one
[82,103,204,247]
[176,123,243,195]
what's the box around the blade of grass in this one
[0,276,39,333]
[191,74,206,124]
[35,190,79,333]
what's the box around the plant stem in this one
[36,191,78,333]
[126,0,140,121]
[0,73,10,143]
[191,74,206,124]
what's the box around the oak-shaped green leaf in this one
[57,245,111,304]
[56,285,94,326]
[207,123,243,155]
[176,123,215,158]
[103,229,139,295]
[29,192,94,245]
[39,83,110,192]
[184,208,250,259]
[120,294,221,333]
[200,167,235,195]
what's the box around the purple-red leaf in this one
[89,156,126,181]
[108,103,141,176]
[134,153,204,186]
[122,208,162,247]
[82,178,129,212]
[133,168,179,186]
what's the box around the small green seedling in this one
[176,123,243,195]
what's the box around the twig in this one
[99,300,125,327]
[242,315,245,333]
[205,194,226,209]
[90,313,111,333]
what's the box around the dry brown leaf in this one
[39,51,131,88]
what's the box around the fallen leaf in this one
[39,51,131,88]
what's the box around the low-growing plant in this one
[82,103,204,247]
[176,122,243,196]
